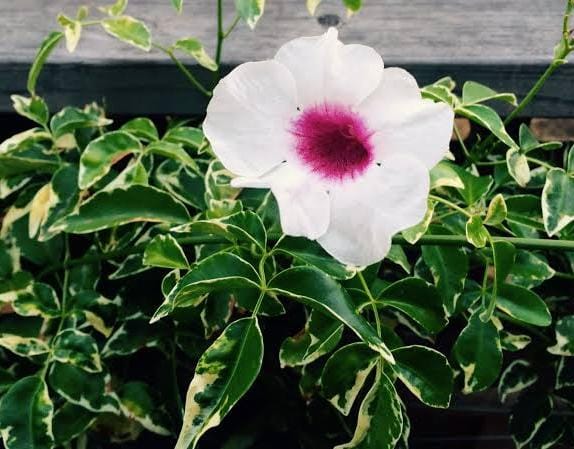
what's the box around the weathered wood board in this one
[0,0,572,116]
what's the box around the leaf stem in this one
[526,156,555,171]
[37,233,574,278]
[215,0,225,67]
[429,194,473,218]
[152,43,212,97]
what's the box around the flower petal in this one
[318,154,429,266]
[232,164,330,240]
[274,28,383,107]
[359,67,454,169]
[203,60,298,177]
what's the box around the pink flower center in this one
[290,103,375,181]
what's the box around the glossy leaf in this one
[392,345,453,408]
[11,95,49,126]
[235,0,265,29]
[461,81,517,106]
[121,118,159,142]
[498,360,537,403]
[507,251,555,288]
[28,31,64,94]
[548,315,574,356]
[58,185,190,234]
[101,16,152,51]
[174,38,218,71]
[0,376,54,449]
[143,234,189,269]
[175,317,263,449]
[506,148,531,187]
[53,403,96,445]
[465,215,489,248]
[0,334,49,357]
[321,343,378,416]
[52,329,102,373]
[542,168,574,236]
[484,194,507,226]
[456,104,518,149]
[453,312,502,394]
[79,131,142,189]
[378,277,447,334]
[269,266,394,364]
[334,373,402,449]
[496,284,551,327]
[118,382,171,435]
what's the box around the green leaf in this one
[99,0,128,15]
[402,200,435,244]
[235,0,265,29]
[175,317,263,449]
[465,215,489,248]
[378,278,447,334]
[321,343,378,415]
[429,162,464,190]
[541,168,574,236]
[279,310,343,367]
[58,185,190,234]
[269,266,394,364]
[342,0,362,13]
[79,131,142,189]
[461,81,517,106]
[174,38,218,71]
[519,124,539,152]
[496,284,551,327]
[392,345,453,408]
[121,118,159,142]
[456,104,518,149]
[143,234,189,269]
[449,164,493,206]
[421,242,468,315]
[386,245,411,274]
[102,314,167,357]
[118,382,171,435]
[154,159,205,210]
[28,31,64,94]
[48,362,121,413]
[548,315,574,356]
[101,16,151,51]
[53,403,96,445]
[507,251,555,288]
[274,236,357,280]
[334,373,402,449]
[152,252,260,322]
[556,357,574,389]
[164,126,204,149]
[0,376,54,449]
[498,360,537,403]
[11,95,49,126]
[146,141,198,170]
[52,329,102,373]
[500,331,531,352]
[13,282,60,318]
[453,312,502,394]
[172,0,183,13]
[509,394,553,449]
[50,106,111,139]
[175,211,266,251]
[484,194,507,226]
[506,148,531,187]
[57,14,82,53]
[0,334,50,357]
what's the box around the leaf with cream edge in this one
[456,104,518,150]
[101,16,152,51]
[0,335,50,357]
[548,316,574,356]
[235,0,265,29]
[465,215,489,248]
[461,81,517,106]
[495,285,551,327]
[0,376,54,449]
[175,211,266,251]
[421,239,468,315]
[11,95,49,126]
[498,360,538,403]
[507,251,555,288]
[391,345,453,408]
[52,329,103,373]
[378,278,447,334]
[541,168,574,236]
[402,200,435,244]
[152,252,260,322]
[118,382,171,436]
[52,403,96,446]
[321,343,378,416]
[506,148,531,187]
[48,362,121,413]
[120,118,159,142]
[453,312,502,394]
[279,310,343,367]
[13,282,60,318]
[79,131,142,189]
[57,185,190,234]
[274,236,357,280]
[143,234,189,269]
[484,194,507,226]
[269,266,395,364]
[174,38,218,71]
[175,317,263,449]
[27,31,64,94]
[334,373,403,449]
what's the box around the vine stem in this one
[429,194,472,218]
[152,43,212,97]
[37,233,574,278]
[215,0,225,67]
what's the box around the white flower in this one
[203,28,454,267]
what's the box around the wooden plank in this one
[0,0,572,116]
